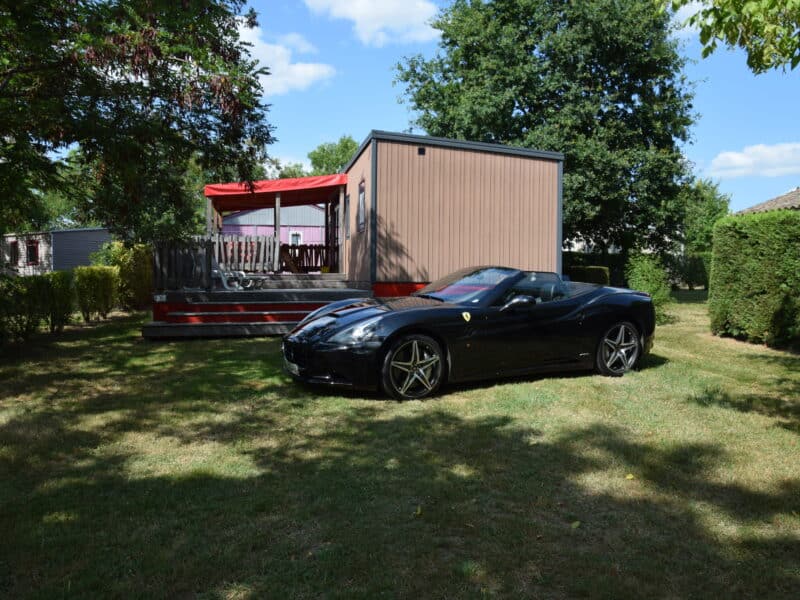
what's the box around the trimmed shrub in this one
[566,265,610,285]
[709,211,800,347]
[42,271,74,333]
[626,254,673,324]
[74,266,119,322]
[563,251,626,286]
[0,275,47,341]
[92,242,153,310]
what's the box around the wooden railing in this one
[216,234,280,273]
[153,236,341,289]
[280,244,338,273]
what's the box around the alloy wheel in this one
[600,323,640,375]
[387,338,442,399]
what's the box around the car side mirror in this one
[500,294,535,312]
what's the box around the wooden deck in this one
[142,274,371,339]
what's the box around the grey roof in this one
[343,130,565,174]
[3,226,109,238]
[738,187,800,214]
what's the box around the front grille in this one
[283,341,308,368]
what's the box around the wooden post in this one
[338,185,345,274]
[273,192,281,271]
[206,197,214,235]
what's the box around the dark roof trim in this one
[3,227,109,238]
[342,130,564,174]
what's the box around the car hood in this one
[287,296,451,342]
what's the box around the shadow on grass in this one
[689,353,800,433]
[689,353,800,434]
[1,318,798,597]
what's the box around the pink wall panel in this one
[222,225,324,244]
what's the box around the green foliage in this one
[563,251,627,286]
[308,135,359,175]
[709,211,800,347]
[667,251,711,290]
[1,1,274,242]
[42,271,75,333]
[74,266,120,322]
[0,275,46,342]
[93,242,153,310]
[278,163,309,179]
[670,0,800,72]
[566,266,610,285]
[680,179,730,254]
[626,254,674,324]
[397,0,694,254]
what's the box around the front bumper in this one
[282,338,381,391]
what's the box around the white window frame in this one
[289,230,303,246]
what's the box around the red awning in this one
[204,174,347,212]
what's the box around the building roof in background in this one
[3,227,109,238]
[738,187,800,214]
[223,205,325,227]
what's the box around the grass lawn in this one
[1,294,798,598]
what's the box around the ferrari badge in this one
[462,311,471,322]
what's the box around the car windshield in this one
[413,267,520,304]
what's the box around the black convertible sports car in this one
[282,266,655,400]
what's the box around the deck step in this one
[143,321,297,339]
[155,288,371,303]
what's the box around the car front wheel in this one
[381,334,444,400]
[596,321,641,376]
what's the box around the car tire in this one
[595,321,642,377]
[381,334,444,400]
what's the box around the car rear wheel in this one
[596,321,641,377]
[381,334,444,400]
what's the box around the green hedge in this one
[626,254,673,324]
[0,275,46,342]
[709,211,800,347]
[42,271,75,333]
[666,251,711,290]
[565,265,610,285]
[93,242,153,309]
[74,266,120,322]
[563,251,626,286]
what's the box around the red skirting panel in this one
[372,282,427,298]
[153,302,325,322]
[167,313,310,324]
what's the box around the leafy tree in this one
[670,0,800,72]
[1,0,274,241]
[278,163,310,179]
[396,0,695,255]
[308,135,359,175]
[680,178,729,254]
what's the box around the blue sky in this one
[247,0,800,213]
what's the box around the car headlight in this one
[328,316,382,345]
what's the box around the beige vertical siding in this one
[343,142,373,283]
[2,233,53,276]
[376,141,559,282]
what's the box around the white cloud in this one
[277,33,318,55]
[239,26,335,96]
[304,0,439,47]
[671,1,702,39]
[708,143,800,179]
